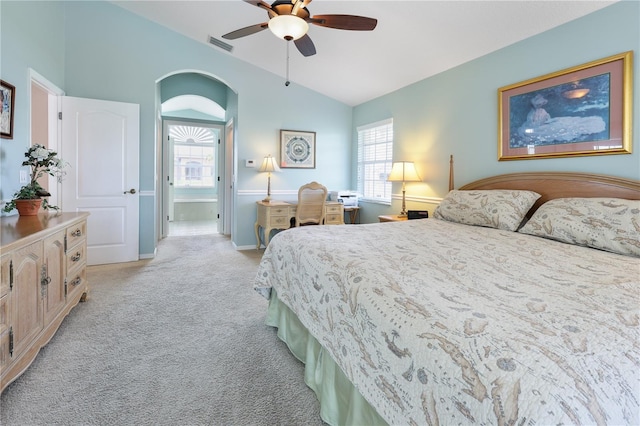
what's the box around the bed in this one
[254,172,640,425]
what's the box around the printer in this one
[330,190,359,207]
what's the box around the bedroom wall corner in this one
[352,0,639,221]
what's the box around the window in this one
[184,161,202,181]
[174,144,214,187]
[357,118,394,203]
[170,125,216,188]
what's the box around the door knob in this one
[124,188,137,194]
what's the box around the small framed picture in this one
[1,80,16,139]
[280,129,316,168]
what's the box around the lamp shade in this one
[387,161,421,182]
[268,15,309,40]
[258,155,280,173]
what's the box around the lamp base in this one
[262,196,272,203]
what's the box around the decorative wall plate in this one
[280,130,316,168]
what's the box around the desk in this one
[344,206,360,224]
[255,201,344,248]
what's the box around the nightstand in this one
[255,201,293,248]
[378,214,408,223]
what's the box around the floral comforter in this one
[254,219,640,425]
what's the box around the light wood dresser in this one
[1,212,89,393]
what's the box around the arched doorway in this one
[156,71,237,240]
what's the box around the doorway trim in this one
[28,68,64,208]
[161,119,224,238]
[154,69,237,246]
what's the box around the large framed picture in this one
[280,129,316,168]
[498,51,633,160]
[1,80,16,139]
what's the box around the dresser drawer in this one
[66,244,86,273]
[66,268,87,301]
[66,222,87,249]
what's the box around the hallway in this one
[168,220,218,237]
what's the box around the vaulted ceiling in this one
[112,0,616,106]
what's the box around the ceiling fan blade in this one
[222,23,269,40]
[310,14,377,31]
[291,0,312,16]
[244,0,277,18]
[294,34,316,57]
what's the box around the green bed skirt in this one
[266,291,387,426]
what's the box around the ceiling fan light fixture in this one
[268,15,309,40]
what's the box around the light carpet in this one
[0,234,323,426]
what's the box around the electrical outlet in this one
[19,170,29,183]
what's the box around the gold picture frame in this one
[498,51,633,161]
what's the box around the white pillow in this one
[433,189,541,231]
[518,197,640,257]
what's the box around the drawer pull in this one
[71,252,82,262]
[71,229,82,237]
[70,277,82,287]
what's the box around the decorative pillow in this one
[433,190,541,231]
[518,197,640,257]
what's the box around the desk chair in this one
[295,182,328,226]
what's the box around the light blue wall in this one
[1,1,352,252]
[0,1,65,204]
[353,1,640,223]
[160,73,228,107]
[2,1,637,249]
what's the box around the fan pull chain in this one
[285,41,291,87]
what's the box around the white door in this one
[161,132,175,238]
[223,120,234,235]
[61,97,140,265]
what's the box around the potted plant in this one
[3,144,67,215]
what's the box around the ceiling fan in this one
[221,0,378,57]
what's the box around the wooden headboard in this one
[459,172,640,217]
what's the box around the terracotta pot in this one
[15,199,43,216]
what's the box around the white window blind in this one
[357,118,393,203]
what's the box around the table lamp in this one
[258,154,280,202]
[387,161,421,216]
